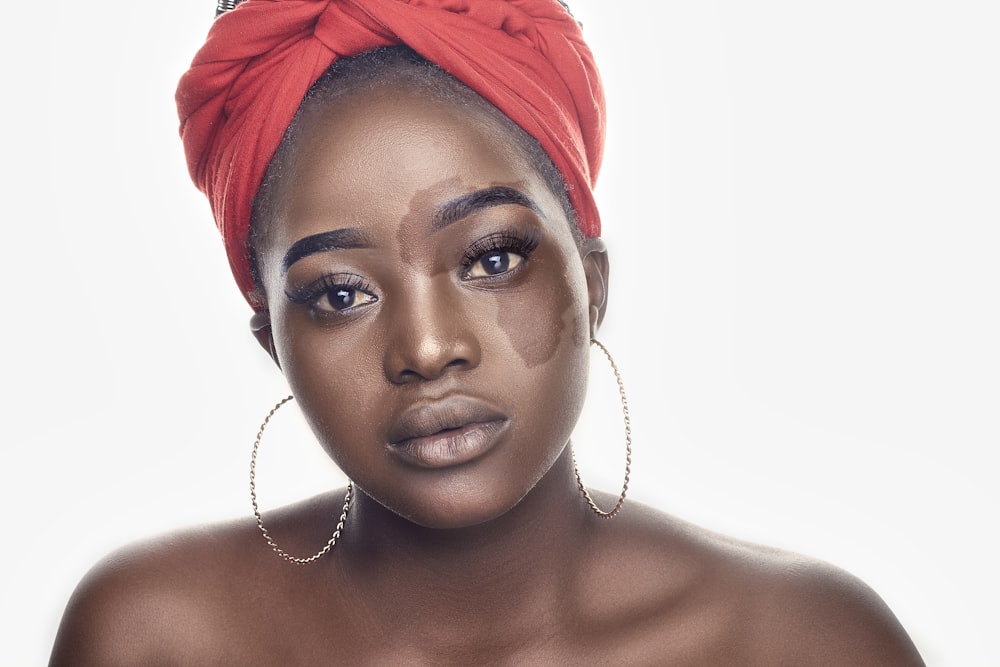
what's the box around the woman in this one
[50,0,924,663]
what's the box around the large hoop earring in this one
[572,339,632,519]
[250,395,353,564]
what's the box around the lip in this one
[388,396,509,469]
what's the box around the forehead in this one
[268,82,567,243]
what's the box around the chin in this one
[378,476,533,531]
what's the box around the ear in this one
[249,311,281,369]
[580,237,609,339]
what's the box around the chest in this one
[192,589,750,666]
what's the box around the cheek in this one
[495,255,590,369]
[274,318,387,470]
[492,256,592,455]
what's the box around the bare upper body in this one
[50,457,923,666]
[53,21,924,666]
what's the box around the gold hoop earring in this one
[572,339,632,519]
[250,395,353,564]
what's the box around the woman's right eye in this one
[313,285,378,313]
[285,274,378,316]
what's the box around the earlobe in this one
[249,311,281,369]
[580,237,609,338]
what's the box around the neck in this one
[335,447,595,634]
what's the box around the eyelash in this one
[460,229,540,277]
[284,273,376,309]
[282,229,538,311]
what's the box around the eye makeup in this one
[284,272,378,314]
[460,228,540,280]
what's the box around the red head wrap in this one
[176,0,605,309]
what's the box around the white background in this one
[2,1,996,664]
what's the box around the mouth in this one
[388,397,509,469]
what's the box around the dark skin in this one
[50,82,924,665]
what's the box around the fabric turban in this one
[176,0,606,309]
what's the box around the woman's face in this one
[254,82,606,529]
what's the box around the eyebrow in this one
[280,186,540,272]
[281,227,370,273]
[432,186,542,231]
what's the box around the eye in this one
[466,251,524,278]
[461,230,538,281]
[285,273,378,316]
[313,285,378,313]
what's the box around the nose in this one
[382,281,482,384]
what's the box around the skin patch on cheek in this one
[496,265,585,369]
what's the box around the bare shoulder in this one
[48,491,348,667]
[741,545,925,665]
[48,519,253,666]
[588,498,925,665]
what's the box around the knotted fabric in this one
[176,0,605,309]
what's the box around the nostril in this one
[394,357,469,384]
[397,369,421,383]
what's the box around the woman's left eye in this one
[465,251,524,278]
[460,230,538,280]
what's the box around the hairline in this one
[248,47,584,296]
